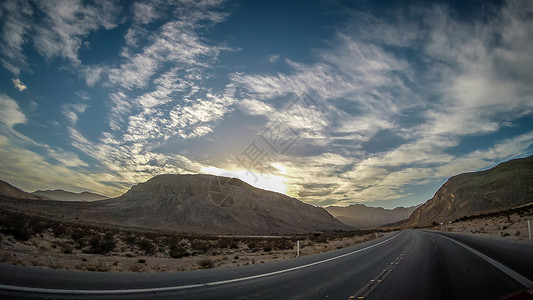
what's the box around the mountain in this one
[0,180,47,200]
[409,155,533,226]
[32,190,108,201]
[0,174,349,235]
[325,204,418,228]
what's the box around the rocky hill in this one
[325,204,418,228]
[32,190,108,201]
[0,180,47,200]
[408,155,533,226]
[0,174,349,235]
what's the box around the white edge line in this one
[435,233,533,288]
[0,233,401,295]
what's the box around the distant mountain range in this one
[325,204,418,228]
[0,180,48,200]
[2,155,531,233]
[0,174,349,234]
[408,155,533,226]
[32,190,108,201]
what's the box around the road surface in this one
[0,230,532,299]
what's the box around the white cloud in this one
[62,103,88,124]
[12,78,27,91]
[132,2,158,24]
[0,0,32,75]
[0,94,26,127]
[269,54,280,63]
[32,0,119,64]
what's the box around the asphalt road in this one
[0,230,532,299]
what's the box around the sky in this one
[0,0,532,209]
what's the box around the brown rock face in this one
[409,155,533,226]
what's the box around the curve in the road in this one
[0,232,401,296]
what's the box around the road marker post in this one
[297,240,300,257]
[527,220,531,239]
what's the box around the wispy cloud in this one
[0,94,26,127]
[61,103,88,124]
[32,0,119,64]
[229,0,533,205]
[0,0,32,75]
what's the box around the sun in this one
[200,166,289,196]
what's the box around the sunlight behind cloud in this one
[200,166,290,196]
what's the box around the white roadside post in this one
[527,220,531,239]
[297,240,300,257]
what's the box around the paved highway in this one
[0,230,532,299]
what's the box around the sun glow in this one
[200,166,289,196]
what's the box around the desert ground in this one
[0,209,386,272]
[431,204,533,244]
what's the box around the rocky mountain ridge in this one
[0,174,350,235]
[408,155,533,226]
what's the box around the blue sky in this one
[0,0,532,209]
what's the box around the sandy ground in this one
[432,210,533,245]
[0,231,384,272]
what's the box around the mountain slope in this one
[0,180,47,200]
[409,155,533,226]
[32,190,108,201]
[0,174,349,235]
[325,204,418,228]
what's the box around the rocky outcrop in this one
[325,204,418,228]
[408,155,533,226]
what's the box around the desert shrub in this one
[197,258,214,269]
[169,244,188,259]
[501,232,511,237]
[137,259,146,263]
[246,240,257,249]
[137,239,155,255]
[1,214,33,241]
[89,232,116,254]
[51,223,69,237]
[28,219,46,235]
[190,240,210,254]
[274,239,294,250]
[124,235,137,245]
[71,228,87,248]
[217,238,238,249]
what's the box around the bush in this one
[169,244,188,259]
[1,214,33,241]
[190,240,210,254]
[274,239,294,250]
[137,239,155,255]
[197,258,214,269]
[124,235,137,245]
[71,228,87,248]
[89,233,116,254]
